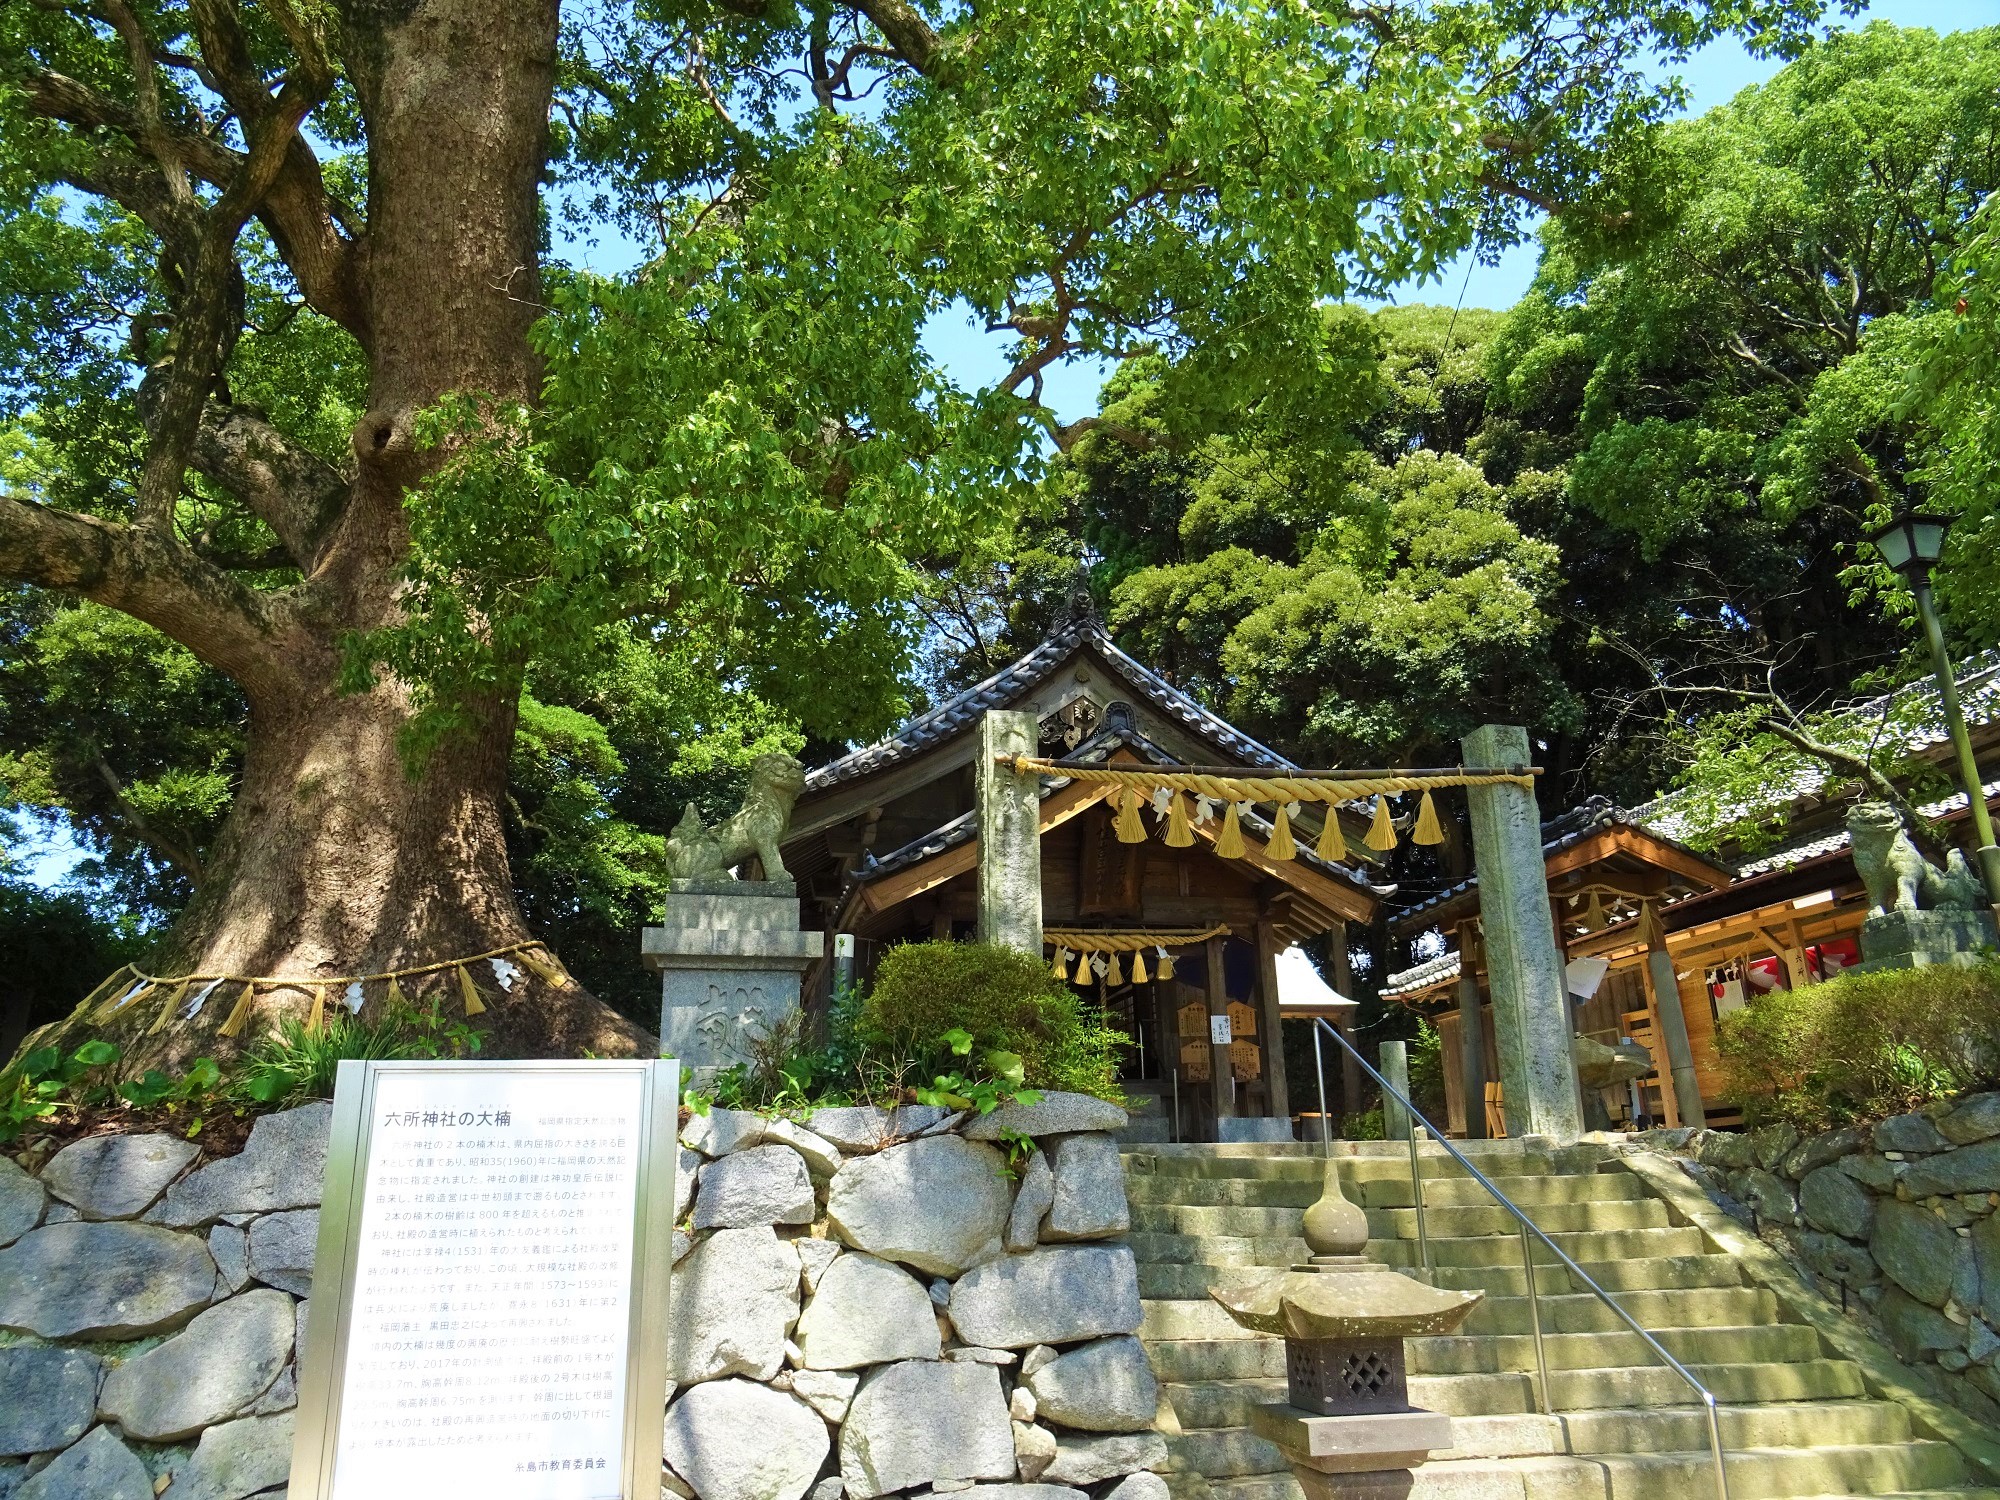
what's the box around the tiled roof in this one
[805,620,1294,793]
[1632,652,2000,846]
[1731,775,2000,879]
[1381,950,1461,998]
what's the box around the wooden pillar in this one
[1205,935,1234,1124]
[975,710,1042,955]
[1645,936,1705,1129]
[1255,919,1289,1121]
[1326,921,1362,1120]
[1455,921,1488,1140]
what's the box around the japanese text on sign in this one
[327,1069,645,1500]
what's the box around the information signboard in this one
[290,1059,679,1500]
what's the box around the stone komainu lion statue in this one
[1846,800,1984,917]
[664,752,808,882]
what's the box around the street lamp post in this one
[1865,510,2000,909]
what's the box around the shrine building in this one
[776,618,1391,1143]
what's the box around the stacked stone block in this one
[665,1094,1171,1500]
[0,1104,330,1499]
[1672,1091,2000,1426]
[0,1090,1170,1500]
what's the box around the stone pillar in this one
[1379,1040,1411,1141]
[1206,936,1235,1124]
[1645,944,1705,1129]
[976,710,1042,955]
[1460,724,1583,1143]
[1256,919,1291,1121]
[1455,922,1487,1140]
[644,882,823,1085]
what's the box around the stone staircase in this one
[1126,1139,2000,1500]
[1114,1084,1171,1146]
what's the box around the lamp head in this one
[1866,510,1953,582]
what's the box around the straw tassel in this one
[1215,802,1247,859]
[1365,794,1398,851]
[1051,948,1071,982]
[1266,802,1297,861]
[1106,951,1124,986]
[1315,810,1349,864]
[216,983,257,1038]
[385,974,409,1012]
[76,966,135,1021]
[456,965,487,1017]
[93,978,149,1025]
[1164,791,1194,848]
[1154,947,1174,981]
[1412,790,1444,845]
[1585,891,1607,931]
[1114,787,1147,843]
[306,984,327,1033]
[516,945,572,987]
[147,982,190,1036]
[1130,949,1149,983]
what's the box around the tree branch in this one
[0,493,295,699]
[852,0,939,74]
[185,405,350,567]
[94,757,207,887]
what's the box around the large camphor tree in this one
[1,0,1847,1063]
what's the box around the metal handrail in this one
[1309,1017,1731,1500]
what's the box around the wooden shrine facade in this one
[777,621,1388,1141]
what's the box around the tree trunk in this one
[16,0,654,1069]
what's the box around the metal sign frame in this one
[289,1058,680,1500]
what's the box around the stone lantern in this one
[1209,1158,1483,1499]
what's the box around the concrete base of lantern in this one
[1250,1403,1452,1495]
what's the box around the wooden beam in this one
[1541,825,1731,889]
[1186,818,1379,925]
[857,782,1112,916]
[1206,935,1233,1126]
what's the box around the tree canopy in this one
[0,0,1945,1054]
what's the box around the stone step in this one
[1137,1251,1747,1300]
[1405,1322,1826,1376]
[1114,1118,1173,1145]
[1455,1286,1781,1338]
[1161,1361,1871,1424]
[1205,1442,1974,1500]
[1124,1170,1650,1210]
[1128,1231,1312,1267]
[1372,1226,1711,1268]
[1152,1360,1864,1416]
[1130,1199,1670,1239]
[1362,1173,1653,1211]
[1428,1255,1750,1298]
[1125,1145,1615,1182]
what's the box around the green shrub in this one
[1718,960,2000,1129]
[239,1002,482,1108]
[863,941,1127,1103]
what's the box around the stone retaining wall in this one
[1663,1092,2000,1426]
[0,1091,1168,1500]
